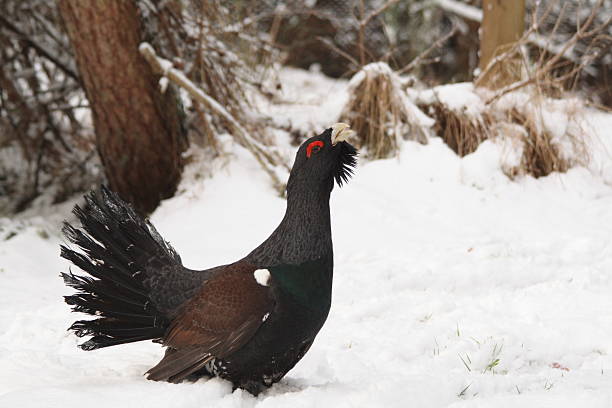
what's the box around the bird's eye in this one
[306,141,324,158]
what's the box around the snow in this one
[412,81,612,185]
[348,62,394,88]
[158,77,169,94]
[261,67,349,137]
[434,0,483,23]
[139,43,172,74]
[410,82,485,116]
[2,68,612,407]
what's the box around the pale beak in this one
[331,123,354,145]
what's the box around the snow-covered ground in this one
[1,69,612,407]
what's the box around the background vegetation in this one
[0,0,609,214]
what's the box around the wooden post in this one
[477,0,525,89]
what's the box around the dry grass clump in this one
[419,91,590,180]
[423,102,491,157]
[340,62,428,159]
[417,0,606,180]
[500,106,588,179]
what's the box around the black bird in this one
[61,123,357,395]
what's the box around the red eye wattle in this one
[306,141,324,158]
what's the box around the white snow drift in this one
[1,69,612,408]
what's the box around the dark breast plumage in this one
[147,256,334,395]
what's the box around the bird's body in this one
[61,124,356,395]
[186,257,333,392]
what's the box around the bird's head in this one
[287,123,358,196]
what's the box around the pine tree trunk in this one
[57,0,186,214]
[477,0,525,89]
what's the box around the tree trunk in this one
[57,0,186,214]
[477,0,525,89]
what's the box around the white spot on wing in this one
[253,269,271,286]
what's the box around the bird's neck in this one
[247,187,333,267]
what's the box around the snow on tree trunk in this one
[478,0,525,89]
[57,0,186,214]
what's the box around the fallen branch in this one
[433,0,482,22]
[139,42,288,194]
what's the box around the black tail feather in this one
[61,186,179,350]
[61,271,147,310]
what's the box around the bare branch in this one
[433,0,608,73]
[433,0,482,23]
[317,36,360,67]
[472,0,610,105]
[139,42,288,194]
[358,0,366,66]
[361,0,401,27]
[397,25,458,75]
[0,14,80,83]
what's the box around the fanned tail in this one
[61,186,179,350]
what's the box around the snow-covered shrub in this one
[415,83,491,157]
[413,83,590,179]
[340,62,432,159]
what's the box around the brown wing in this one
[145,261,273,382]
